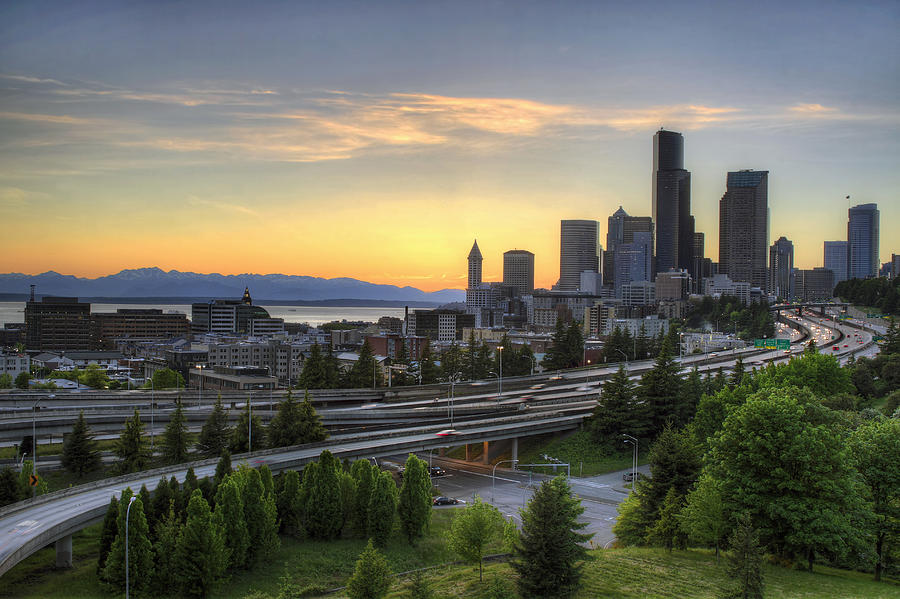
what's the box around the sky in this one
[1,0,898,292]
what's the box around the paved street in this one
[398,455,650,549]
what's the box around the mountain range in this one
[0,268,465,304]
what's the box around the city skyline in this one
[1,1,898,292]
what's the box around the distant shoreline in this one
[0,294,442,308]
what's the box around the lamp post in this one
[492,458,518,503]
[125,495,136,599]
[497,346,504,399]
[622,434,638,489]
[196,364,203,407]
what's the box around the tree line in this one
[607,342,900,587]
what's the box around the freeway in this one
[0,406,591,576]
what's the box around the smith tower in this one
[652,130,694,275]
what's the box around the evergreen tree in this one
[722,514,765,599]
[368,470,398,547]
[298,343,328,389]
[240,467,280,565]
[175,489,229,597]
[152,501,181,593]
[646,486,686,551]
[305,450,344,540]
[268,389,301,448]
[97,495,119,576]
[151,476,173,535]
[512,476,592,598]
[162,400,189,464]
[0,467,20,507]
[297,390,328,444]
[346,539,392,599]
[418,344,441,384]
[350,459,375,537]
[214,478,249,570]
[448,496,504,581]
[196,396,230,457]
[636,339,682,437]
[590,365,645,445]
[61,410,101,477]
[230,402,265,453]
[214,450,233,486]
[347,339,380,388]
[398,454,432,544]
[114,409,149,474]
[102,490,154,594]
[277,469,302,536]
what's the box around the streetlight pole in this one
[622,434,637,489]
[497,346,504,399]
[125,495,136,599]
[492,458,518,503]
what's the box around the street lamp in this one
[492,458,518,503]
[497,346,504,399]
[622,434,638,490]
[125,495,136,599]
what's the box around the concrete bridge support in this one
[55,534,72,568]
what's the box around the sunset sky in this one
[1,1,898,292]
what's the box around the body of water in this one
[0,302,407,328]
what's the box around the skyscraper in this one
[769,236,794,299]
[559,220,599,291]
[467,240,482,288]
[847,203,880,279]
[719,170,769,290]
[652,129,693,275]
[603,207,653,287]
[503,250,535,295]
[823,241,849,285]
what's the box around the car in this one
[435,429,458,437]
[433,496,460,506]
[429,466,446,477]
[623,471,642,482]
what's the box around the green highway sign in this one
[754,338,791,350]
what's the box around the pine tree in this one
[241,467,280,565]
[346,539,392,599]
[152,501,181,593]
[102,490,154,593]
[114,409,148,474]
[230,402,266,453]
[398,454,432,544]
[174,489,229,597]
[276,469,302,536]
[162,401,189,464]
[196,396,230,457]
[61,410,101,477]
[512,476,592,599]
[214,477,249,569]
[304,450,343,540]
[151,476,173,535]
[646,486,685,551]
[350,459,375,537]
[267,389,301,448]
[368,470,398,547]
[297,390,327,443]
[97,495,119,576]
[298,342,328,389]
[722,514,765,599]
[214,450,233,486]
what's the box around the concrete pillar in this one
[482,441,490,465]
[511,437,518,464]
[55,534,72,568]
